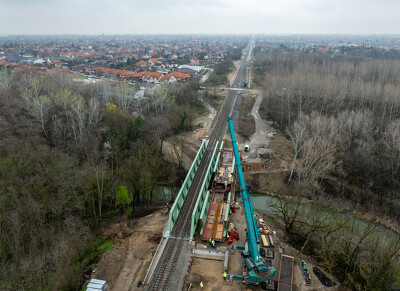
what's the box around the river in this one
[240,193,400,246]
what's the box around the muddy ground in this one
[184,204,342,291]
[90,209,169,290]
[232,91,293,194]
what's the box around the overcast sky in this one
[0,0,399,35]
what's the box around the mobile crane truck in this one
[227,117,276,288]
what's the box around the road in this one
[145,39,253,291]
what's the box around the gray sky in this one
[0,0,399,35]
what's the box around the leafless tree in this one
[114,81,137,110]
[148,85,174,115]
[0,66,12,93]
[383,120,400,182]
[171,135,188,168]
[88,97,100,128]
[22,91,51,137]
[287,115,307,183]
[70,95,86,143]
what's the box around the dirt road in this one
[247,92,274,159]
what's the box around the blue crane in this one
[227,117,276,285]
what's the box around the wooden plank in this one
[261,234,269,247]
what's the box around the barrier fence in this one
[167,140,206,236]
[190,141,224,239]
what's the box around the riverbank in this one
[259,190,400,236]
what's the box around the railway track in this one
[145,40,253,291]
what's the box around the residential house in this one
[190,57,199,65]
[135,60,148,68]
[148,58,158,66]
[164,72,191,82]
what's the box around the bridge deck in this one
[201,201,228,241]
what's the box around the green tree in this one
[116,185,131,209]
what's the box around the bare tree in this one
[384,120,400,179]
[271,197,302,239]
[70,95,86,143]
[150,85,174,115]
[150,115,171,154]
[54,89,74,121]
[288,112,338,194]
[114,81,137,110]
[0,67,12,93]
[22,92,51,137]
[87,97,100,128]
[287,115,307,183]
[171,135,188,168]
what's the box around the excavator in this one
[226,117,276,287]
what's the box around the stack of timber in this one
[258,218,274,247]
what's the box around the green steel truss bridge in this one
[144,39,254,291]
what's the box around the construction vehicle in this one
[226,117,276,286]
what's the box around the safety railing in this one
[167,140,206,236]
[190,141,224,239]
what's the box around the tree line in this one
[256,53,400,223]
[0,66,205,290]
[207,47,244,86]
[273,197,400,290]
[254,51,400,290]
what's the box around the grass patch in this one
[80,280,89,291]
[262,215,276,227]
[73,74,85,81]
[203,92,224,111]
[97,239,115,254]
[74,238,114,274]
[202,80,213,87]
[250,71,265,89]
[191,104,209,117]
[65,237,115,291]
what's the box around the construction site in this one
[88,39,341,291]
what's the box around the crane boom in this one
[227,117,276,284]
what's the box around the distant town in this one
[1,34,400,91]
[0,35,250,89]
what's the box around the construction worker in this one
[226,233,229,240]
[209,238,212,247]
[223,272,227,281]
[200,281,203,288]
[212,239,216,248]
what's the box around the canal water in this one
[238,193,400,246]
